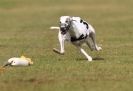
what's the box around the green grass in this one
[0,0,133,91]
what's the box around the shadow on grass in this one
[93,57,105,61]
[76,57,104,61]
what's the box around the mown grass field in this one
[0,0,133,91]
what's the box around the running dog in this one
[50,16,102,61]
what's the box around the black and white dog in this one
[50,16,102,61]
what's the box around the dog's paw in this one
[87,56,92,61]
[53,48,64,55]
[96,47,102,51]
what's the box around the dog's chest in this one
[68,22,88,42]
[69,21,88,38]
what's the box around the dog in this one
[50,16,102,61]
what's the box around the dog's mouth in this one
[60,24,70,35]
[60,27,68,34]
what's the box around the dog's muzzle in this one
[60,23,70,35]
[60,27,67,34]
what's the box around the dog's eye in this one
[59,22,61,26]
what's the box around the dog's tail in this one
[50,26,60,30]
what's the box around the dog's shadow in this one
[76,57,104,61]
[92,57,104,61]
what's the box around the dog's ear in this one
[68,16,77,22]
[69,16,73,21]
[66,16,72,22]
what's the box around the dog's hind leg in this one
[86,37,95,51]
[78,47,92,61]
[90,32,102,51]
[89,25,102,51]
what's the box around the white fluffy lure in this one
[4,56,33,67]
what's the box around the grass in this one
[0,0,133,91]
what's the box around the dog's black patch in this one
[71,34,88,42]
[80,19,89,29]
[80,19,83,23]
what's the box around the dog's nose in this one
[60,27,65,31]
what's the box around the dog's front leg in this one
[58,30,65,54]
[53,30,65,55]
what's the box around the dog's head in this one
[59,16,72,35]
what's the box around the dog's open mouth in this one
[60,27,67,34]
